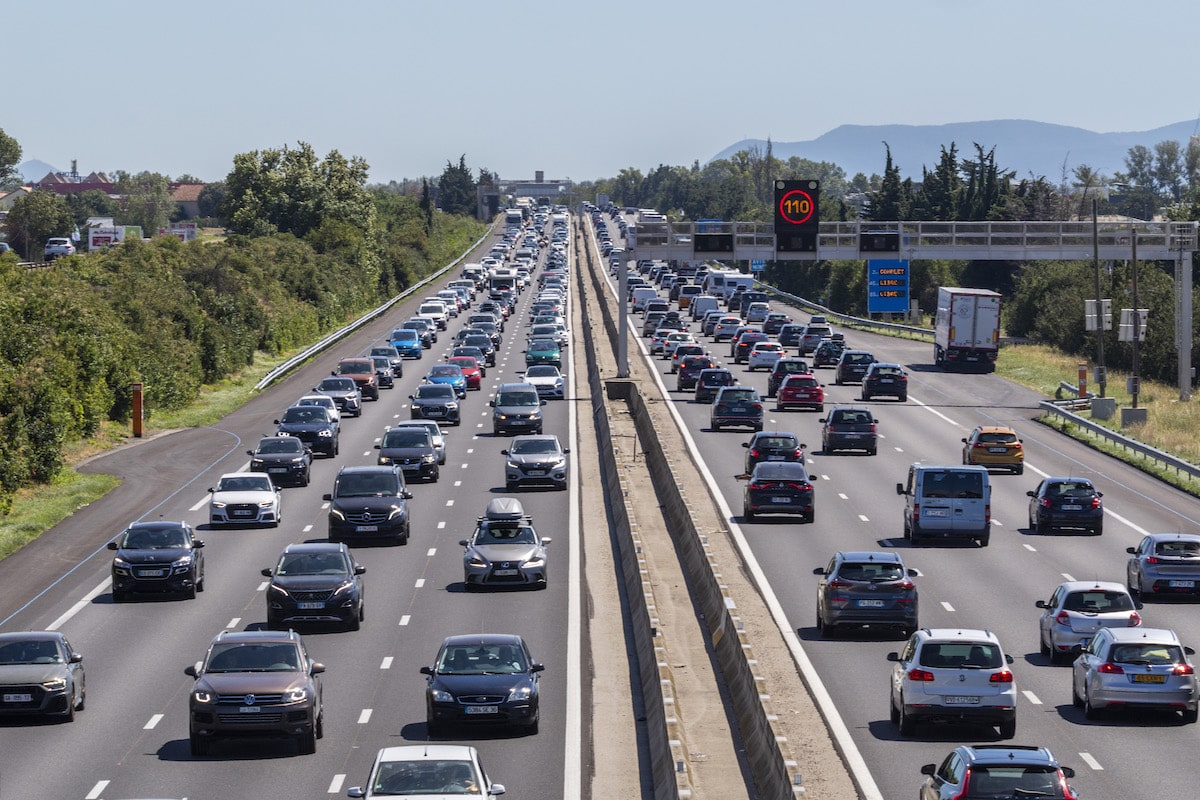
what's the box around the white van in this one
[630,286,658,313]
[689,295,721,320]
[896,465,991,547]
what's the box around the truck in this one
[504,208,524,227]
[934,287,1001,371]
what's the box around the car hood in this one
[427,376,465,386]
[271,575,352,592]
[470,543,543,562]
[320,390,358,400]
[115,547,191,563]
[380,446,435,460]
[0,664,70,685]
[432,671,532,695]
[197,672,310,696]
[211,490,275,505]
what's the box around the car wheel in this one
[818,611,835,638]
[527,716,540,735]
[1091,522,1103,536]
[1072,680,1084,708]
[743,506,755,521]
[297,727,317,755]
[399,525,410,546]
[897,698,916,735]
[1049,645,1066,666]
[889,694,900,725]
[430,468,439,483]
[316,711,325,739]
[1084,690,1102,721]
[998,719,1016,739]
[348,608,361,632]
[190,733,210,757]
[804,510,815,524]
[301,471,310,487]
[332,441,340,457]
[354,407,362,418]
[1040,632,1051,657]
[112,590,127,603]
[184,582,197,600]
[427,718,444,738]
[1013,465,1024,475]
[898,394,907,402]
[868,448,877,456]
[815,405,823,413]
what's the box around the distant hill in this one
[710,119,1200,182]
[18,159,58,182]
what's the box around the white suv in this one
[888,627,1017,738]
[44,237,76,259]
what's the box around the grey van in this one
[896,465,991,547]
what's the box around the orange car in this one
[962,425,1024,474]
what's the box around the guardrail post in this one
[131,382,144,438]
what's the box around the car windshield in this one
[1062,590,1135,612]
[417,385,456,399]
[122,526,189,549]
[319,378,356,392]
[873,366,903,376]
[371,347,398,357]
[205,643,302,673]
[511,439,559,455]
[372,759,478,796]
[832,410,872,424]
[720,389,758,402]
[476,522,538,545]
[392,330,418,341]
[276,551,349,576]
[701,372,732,385]
[384,430,431,448]
[0,639,62,664]
[437,643,528,674]
[337,473,401,497]
[217,476,273,493]
[529,339,557,350]
[282,407,326,423]
[339,361,372,375]
[978,431,1017,444]
[837,562,905,582]
[777,362,808,373]
[921,471,984,499]
[845,353,873,363]
[257,438,303,454]
[918,642,1002,669]
[428,366,461,378]
[465,336,492,349]
[525,366,558,378]
[497,390,538,406]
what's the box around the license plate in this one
[944,696,980,705]
[355,525,378,532]
[768,455,784,461]
[879,378,893,383]
[732,406,747,413]
[925,509,949,517]
[297,602,324,610]
[268,468,287,473]
[1059,504,1082,511]
[234,510,253,516]
[141,569,166,577]
[494,569,519,576]
[857,599,886,607]
[1132,674,1166,683]
[465,706,498,714]
[527,470,546,477]
[988,447,1007,453]
[239,706,261,713]
[1169,580,1196,588]
[3,693,32,703]
[770,497,792,504]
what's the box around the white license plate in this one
[141,569,166,577]
[494,569,519,576]
[238,706,261,713]
[268,468,288,473]
[527,470,546,477]
[465,706,498,714]
[1061,504,1082,511]
[767,455,785,461]
[857,599,886,607]
[1170,580,1196,588]
[297,602,324,610]
[988,447,1007,453]
[731,406,747,413]
[3,693,32,703]
[879,378,894,383]
[355,525,378,532]
[925,509,949,517]
[234,510,254,516]
[770,497,792,504]
[944,696,980,705]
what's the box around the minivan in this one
[896,465,991,547]
[630,286,658,313]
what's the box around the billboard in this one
[867,260,909,313]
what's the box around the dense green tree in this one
[115,171,174,234]
[437,155,476,216]
[197,181,226,220]
[4,190,74,258]
[0,128,20,189]
[1153,140,1185,202]
[65,189,119,226]
[869,144,910,220]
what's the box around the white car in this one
[657,332,695,357]
[44,237,76,259]
[347,744,505,799]
[296,394,341,422]
[207,472,282,527]
[522,364,565,399]
[747,342,785,371]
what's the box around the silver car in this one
[521,365,565,400]
[1036,580,1142,664]
[0,631,86,721]
[1071,626,1198,722]
[502,434,569,490]
[1126,533,1200,598]
[459,498,550,589]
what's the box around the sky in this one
[9,0,1200,185]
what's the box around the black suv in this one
[185,629,325,757]
[262,542,365,631]
[324,466,412,545]
[813,551,918,638]
[247,435,313,487]
[275,405,339,457]
[820,406,878,455]
[108,520,204,601]
[919,746,1077,799]
[834,349,876,384]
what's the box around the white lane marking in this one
[445,499,454,506]
[415,579,425,588]
[1079,752,1104,770]
[454,480,462,487]
[991,519,1002,526]
[466,448,474,454]
[1021,690,1042,705]
[86,781,110,800]
[380,657,393,670]
[911,395,962,428]
[257,581,269,591]
[462,463,469,468]
[821,474,830,481]
[1105,507,1149,536]
[437,521,446,529]
[47,579,111,631]
[1062,573,1076,582]
[358,708,372,724]
[858,514,869,522]
[144,713,164,729]
[838,493,848,500]
[1023,544,1037,552]
[329,774,346,793]
[227,618,240,629]
[399,615,411,626]
[189,495,209,512]
[363,451,371,456]
[476,423,484,428]
[940,601,955,612]
[303,524,313,532]
[426,548,437,557]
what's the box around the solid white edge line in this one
[563,224,582,800]
[47,579,111,631]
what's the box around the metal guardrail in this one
[755,281,935,337]
[254,226,494,391]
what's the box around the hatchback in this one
[834,349,876,384]
[919,746,1077,800]
[712,316,745,342]
[1027,478,1103,535]
[740,460,814,522]
[347,745,505,799]
[424,364,468,399]
[0,631,85,721]
[710,386,763,431]
[820,406,877,454]
[1126,533,1200,597]
[1036,580,1142,664]
[775,374,824,412]
[670,343,706,373]
[762,312,792,335]
[962,425,1024,474]
[1071,626,1198,721]
[676,355,717,391]
[814,551,918,638]
[731,330,768,363]
[746,341,785,371]
[742,431,805,472]
[860,362,908,401]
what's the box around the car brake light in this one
[973,442,989,449]
[1173,663,1195,676]
[786,482,810,491]
[907,668,935,682]
[1040,497,1052,509]
[949,767,972,800]
[899,580,914,590]
[1090,497,1102,509]
[989,669,1014,683]
[1129,611,1142,626]
[749,449,761,458]
[869,423,877,433]
[1145,556,1159,564]
[827,579,852,590]
[1055,610,1072,627]
[792,449,803,459]
[1097,662,1125,674]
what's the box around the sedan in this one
[739,460,814,522]
[108,520,205,601]
[0,631,85,721]
[262,542,365,631]
[346,744,505,799]
[247,435,312,487]
[451,346,488,377]
[521,364,566,400]
[207,473,281,527]
[1071,626,1198,722]
[1027,477,1103,535]
[502,434,570,490]
[421,634,544,734]
[424,364,468,399]
[1036,580,1141,664]
[1126,533,1200,597]
[409,384,461,426]
[460,500,551,587]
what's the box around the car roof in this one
[975,425,1017,434]
[280,542,349,555]
[0,630,65,644]
[376,744,478,763]
[751,431,797,440]
[1104,627,1181,644]
[337,465,399,476]
[211,629,300,645]
[919,628,1000,643]
[1143,531,1200,543]
[958,745,1059,767]
[835,550,904,564]
[218,471,271,481]
[511,434,560,444]
[127,519,188,530]
[1056,580,1129,593]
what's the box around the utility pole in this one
[1092,199,1107,397]
[1131,227,1141,409]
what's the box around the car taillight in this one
[748,482,770,491]
[1145,556,1160,564]
[1040,498,1052,509]
[1173,663,1195,676]
[907,668,935,682]
[989,669,1014,683]
[949,767,973,800]
[1090,496,1102,509]
[1129,611,1142,626]
[1055,610,1072,627]
[791,449,803,459]
[1097,662,1125,674]
[827,579,852,590]
[899,580,915,590]
[973,441,989,449]
[786,482,811,491]
[749,449,761,459]
[869,423,877,433]
[1012,442,1022,450]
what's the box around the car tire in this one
[804,510,815,524]
[1091,523,1103,536]
[1072,680,1085,709]
[190,733,210,757]
[427,718,444,738]
[818,612,835,638]
[302,471,310,487]
[1013,465,1024,475]
[744,506,755,521]
[868,448,877,456]
[1049,645,1067,666]
[978,533,990,547]
[1084,691,1102,721]
[1040,633,1051,657]
[998,719,1016,739]
[897,698,916,735]
[112,590,127,603]
[349,607,361,632]
[185,582,197,600]
[899,394,907,402]
[297,727,317,755]
[1183,707,1199,724]
[889,695,900,725]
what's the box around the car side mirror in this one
[403,490,413,499]
[812,567,826,575]
[541,400,547,406]
[354,565,366,575]
[409,395,416,400]
[1061,767,1075,779]
[194,540,205,548]
[907,569,918,577]
[488,783,507,796]
[531,663,546,673]
[1006,654,1014,664]
[1125,546,1137,554]
[961,437,968,443]
[69,652,83,664]
[562,448,570,454]
[1186,646,1196,656]
[261,568,273,577]
[540,537,552,545]
[895,483,906,495]
[886,652,901,662]
[920,764,936,776]
[1035,600,1049,609]
[734,473,749,481]
[501,449,510,455]
[246,450,254,456]
[489,401,496,407]
[273,419,281,425]
[185,664,199,678]
[107,541,119,550]
[1026,490,1036,497]
[322,493,333,501]
[742,442,749,448]
[420,665,434,676]
[310,662,326,675]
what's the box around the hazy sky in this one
[10,0,1198,184]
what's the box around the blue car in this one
[424,364,467,398]
[390,328,423,359]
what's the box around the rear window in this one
[1156,539,1200,557]
[918,642,1002,669]
[978,432,1018,444]
[837,562,905,582]
[1062,590,1135,612]
[921,470,984,499]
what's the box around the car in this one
[324,465,412,545]
[731,330,768,363]
[459,497,551,588]
[775,374,824,412]
[767,358,812,398]
[744,302,771,323]
[812,338,846,368]
[919,745,1077,800]
[470,320,502,347]
[962,424,1024,474]
[888,627,1017,738]
[777,323,806,348]
[530,322,569,349]
[710,386,763,431]
[247,435,312,487]
[798,324,833,355]
[392,419,447,465]
[1126,532,1200,597]
[742,431,805,472]
[502,434,570,490]
[676,354,717,391]
[375,425,439,482]
[275,405,340,457]
[389,328,423,359]
[424,364,468,399]
[670,342,706,373]
[462,334,497,367]
[524,337,563,369]
[108,520,205,601]
[0,631,85,721]
[44,237,76,259]
[346,744,505,799]
[262,542,365,631]
[446,355,483,389]
[739,460,814,522]
[491,382,545,436]
[694,368,736,404]
[369,345,404,376]
[521,364,565,399]
[860,362,907,400]
[296,393,341,423]
[814,551,918,638]
[746,341,785,371]
[654,330,695,357]
[762,311,792,335]
[711,316,744,342]
[369,356,395,390]
[1027,477,1103,535]
[700,310,727,337]
[185,629,324,756]
[409,383,461,425]
[834,349,876,384]
[207,472,282,527]
[1071,626,1199,721]
[420,633,544,735]
[819,406,877,454]
[643,311,669,337]
[451,346,489,377]
[1036,580,1142,664]
[335,358,380,401]
[315,376,363,417]
[403,317,436,346]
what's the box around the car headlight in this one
[210,500,226,509]
[496,414,508,420]
[268,584,290,598]
[387,506,405,521]
[522,557,545,569]
[41,677,67,691]
[257,499,276,509]
[507,684,533,702]
[112,556,131,569]
[467,553,488,568]
[329,508,346,521]
[250,460,265,469]
[431,688,454,703]
[318,429,333,437]
[285,686,309,703]
[378,456,393,465]
[331,581,354,596]
[506,461,520,470]
[551,458,566,468]
[289,456,305,464]
[173,555,193,568]
[422,454,435,464]
[193,688,213,704]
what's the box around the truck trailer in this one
[934,287,1001,371]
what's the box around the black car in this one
[778,323,806,348]
[108,520,205,601]
[324,465,412,545]
[710,386,763,431]
[742,431,805,472]
[247,435,312,487]
[762,312,792,335]
[820,406,878,455]
[1027,477,1104,535]
[314,376,363,417]
[676,355,717,391]
[766,358,812,397]
[860,362,908,401]
[694,368,737,404]
[834,350,876,384]
[462,334,497,367]
[409,384,461,426]
[275,405,340,457]
[740,460,814,522]
[421,633,544,735]
[376,425,440,482]
[262,542,365,631]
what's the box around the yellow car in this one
[962,425,1024,474]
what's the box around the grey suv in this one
[920,745,1077,799]
[502,434,570,490]
[814,551,917,638]
[324,466,412,545]
[185,629,325,757]
[491,383,545,436]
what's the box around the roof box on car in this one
[483,497,526,522]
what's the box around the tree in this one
[65,190,119,226]
[197,181,226,220]
[437,156,476,217]
[0,128,21,189]
[419,178,434,231]
[869,143,909,220]
[4,190,73,258]
[116,171,174,234]
[1153,140,1185,202]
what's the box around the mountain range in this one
[710,119,1200,184]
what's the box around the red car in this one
[775,374,824,412]
[446,356,483,390]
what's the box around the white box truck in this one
[934,287,1001,371]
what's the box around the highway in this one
[0,223,576,799]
